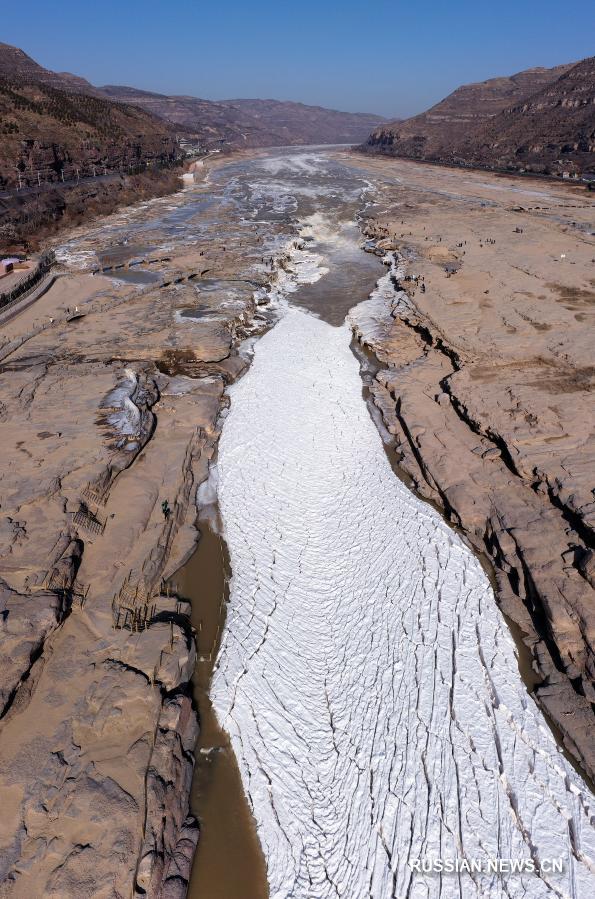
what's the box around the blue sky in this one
[2,1,593,117]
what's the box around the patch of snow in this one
[212,307,595,899]
[196,464,219,508]
[161,375,218,396]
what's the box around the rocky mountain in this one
[0,45,182,189]
[458,56,595,174]
[0,79,181,189]
[100,86,387,149]
[362,57,595,176]
[231,98,387,145]
[0,41,103,95]
[0,41,385,189]
[98,85,261,148]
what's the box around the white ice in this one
[258,153,329,177]
[211,305,595,899]
[53,245,97,271]
[103,368,141,438]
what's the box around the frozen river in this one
[209,151,595,898]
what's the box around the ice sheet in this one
[212,306,595,899]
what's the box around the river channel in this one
[58,148,595,899]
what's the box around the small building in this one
[0,258,20,277]
[0,257,31,281]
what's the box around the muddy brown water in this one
[169,516,269,899]
[293,224,385,326]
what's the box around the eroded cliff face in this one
[0,71,182,191]
[362,56,594,176]
[0,170,183,253]
[0,42,185,251]
[348,155,595,780]
[364,63,571,157]
[0,350,209,898]
[457,56,595,175]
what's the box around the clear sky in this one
[2,0,594,117]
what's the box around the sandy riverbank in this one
[345,151,595,781]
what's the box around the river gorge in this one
[0,148,593,899]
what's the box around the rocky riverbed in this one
[0,163,297,897]
[0,148,593,898]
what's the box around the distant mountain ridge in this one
[99,86,387,149]
[0,42,386,188]
[362,58,595,176]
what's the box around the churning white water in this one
[211,304,595,899]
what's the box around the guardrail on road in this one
[0,250,56,312]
